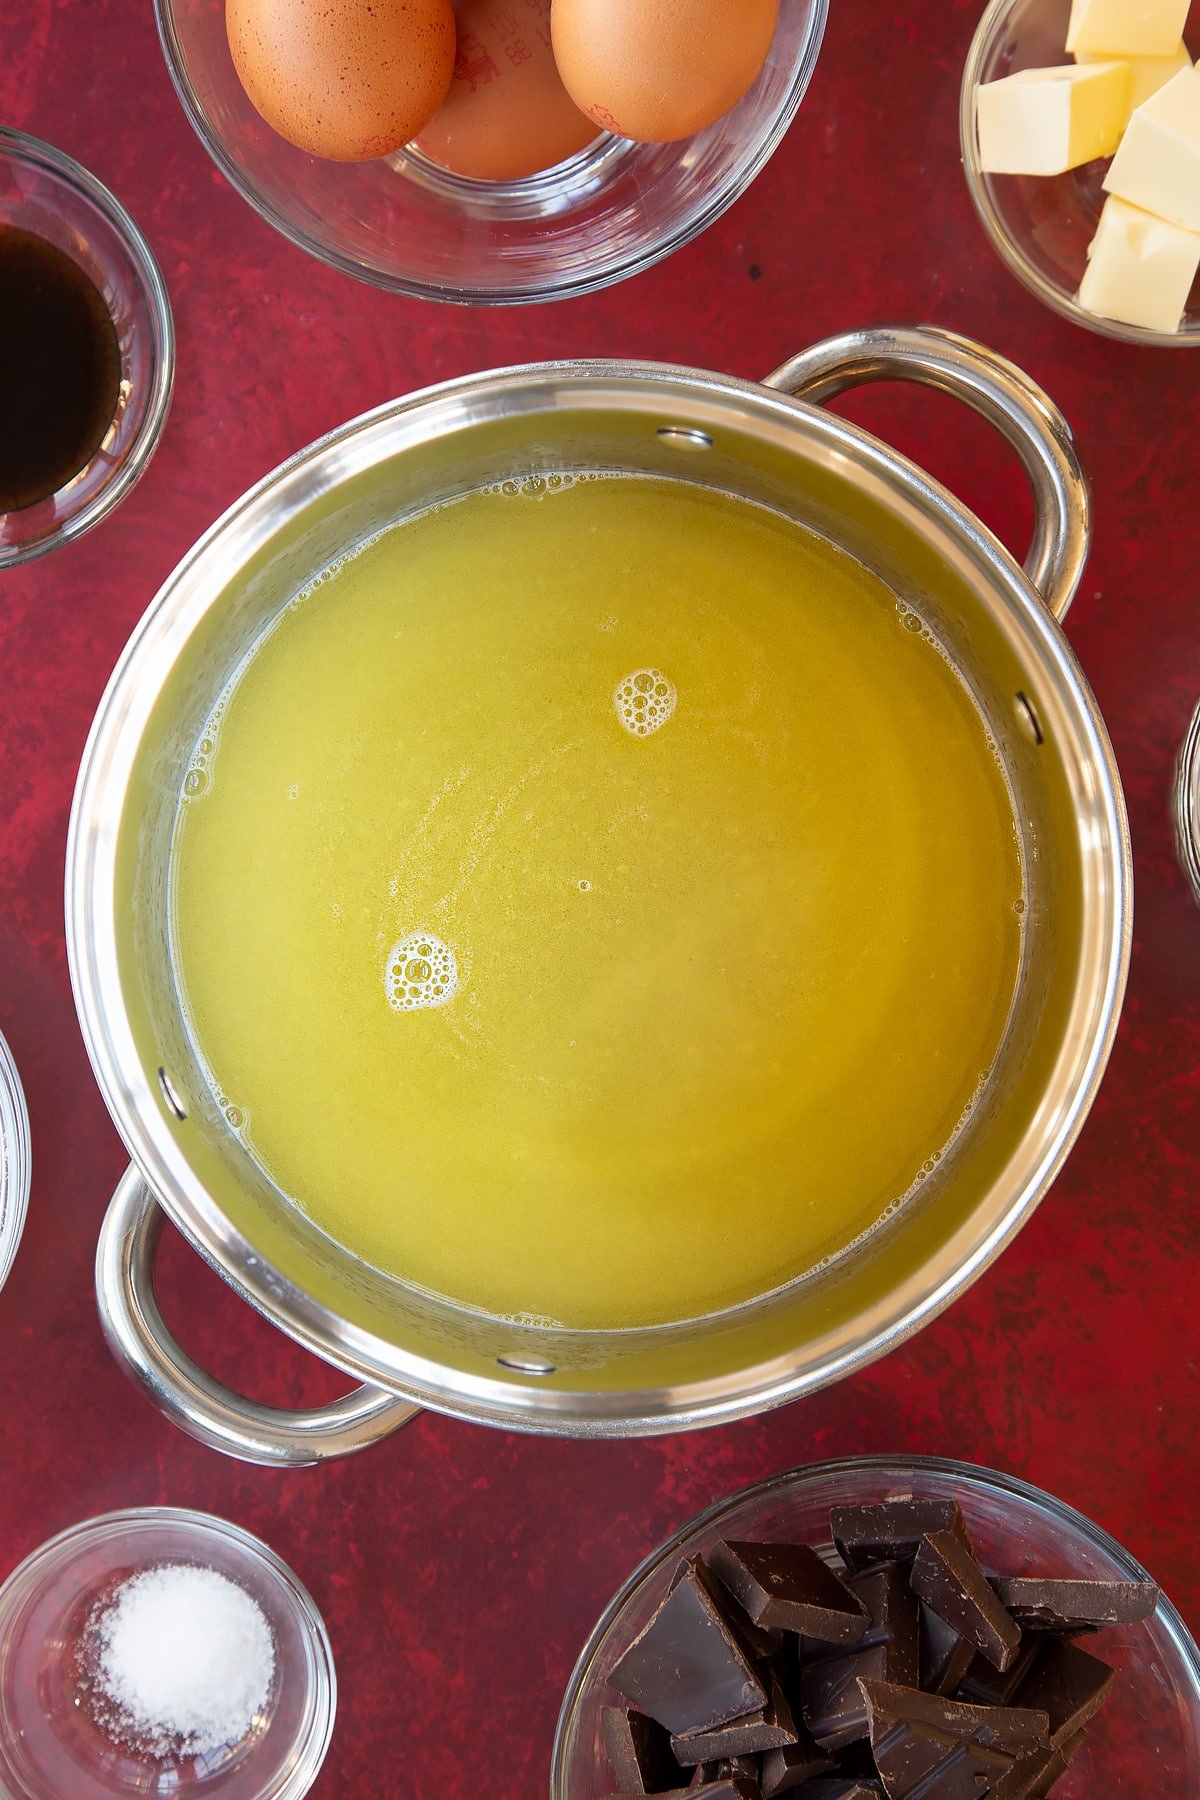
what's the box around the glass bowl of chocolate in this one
[0,1507,334,1797]
[551,1456,1200,1797]
[0,130,174,568]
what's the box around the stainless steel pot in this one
[67,326,1131,1466]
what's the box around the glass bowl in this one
[960,0,1200,345]
[1174,697,1200,905]
[0,131,175,568]
[0,1509,335,1799]
[154,0,827,304]
[551,1455,1200,1797]
[0,1030,30,1296]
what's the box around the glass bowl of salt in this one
[0,1508,334,1797]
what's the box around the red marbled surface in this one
[1,1,1198,1795]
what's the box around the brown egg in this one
[416,0,598,180]
[227,0,457,162]
[550,0,778,143]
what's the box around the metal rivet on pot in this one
[157,1068,187,1120]
[656,425,713,451]
[497,1352,556,1376]
[1014,692,1045,747]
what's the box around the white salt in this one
[89,1562,276,1756]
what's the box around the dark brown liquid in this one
[0,225,122,512]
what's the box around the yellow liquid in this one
[171,477,1023,1329]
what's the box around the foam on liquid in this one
[386,932,460,1012]
[614,668,677,737]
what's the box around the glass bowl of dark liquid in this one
[0,131,174,568]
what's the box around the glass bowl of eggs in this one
[154,0,828,303]
[961,0,1200,344]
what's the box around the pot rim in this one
[65,355,1133,1434]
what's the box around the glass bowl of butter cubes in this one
[962,0,1200,342]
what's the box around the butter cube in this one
[1104,66,1200,230]
[1076,40,1192,122]
[1078,193,1200,330]
[976,63,1131,175]
[1066,0,1190,58]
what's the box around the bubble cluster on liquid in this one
[386,931,459,1012]
[294,556,347,601]
[895,603,952,663]
[486,471,598,502]
[206,1079,248,1135]
[184,731,219,796]
[181,688,233,802]
[290,528,384,610]
[614,668,677,738]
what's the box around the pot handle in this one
[763,325,1089,623]
[96,1166,420,1467]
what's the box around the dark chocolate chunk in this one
[762,1634,804,1714]
[759,1738,835,1797]
[917,1604,974,1697]
[1011,1635,1115,1747]
[989,1725,1086,1799]
[853,1565,921,1685]
[829,1738,884,1779]
[679,1782,761,1799]
[859,1679,1049,1798]
[681,1557,785,1660]
[987,1756,1051,1800]
[601,1706,685,1794]
[788,1783,884,1798]
[954,1636,1041,1708]
[911,1531,1021,1672]
[986,1765,1045,1800]
[1033,1724,1085,1796]
[801,1642,891,1753]
[672,1675,798,1764]
[609,1564,768,1736]
[991,1575,1159,1631]
[717,1758,761,1781]
[829,1501,970,1574]
[709,1542,869,1644]
[800,1565,920,1751]
[862,1678,1050,1753]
